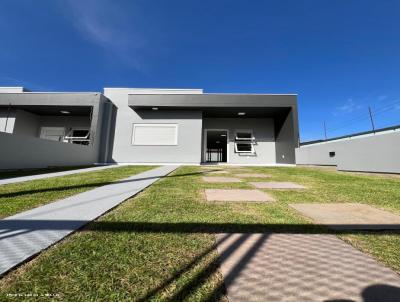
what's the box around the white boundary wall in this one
[296,129,400,174]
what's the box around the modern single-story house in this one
[0,87,299,169]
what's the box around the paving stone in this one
[204,170,229,174]
[290,203,400,230]
[250,181,306,189]
[215,233,400,302]
[202,177,242,183]
[200,166,224,170]
[228,169,252,174]
[234,173,271,178]
[205,189,274,202]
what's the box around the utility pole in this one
[368,106,375,133]
[323,121,327,140]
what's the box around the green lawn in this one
[0,165,94,180]
[0,166,399,301]
[0,165,153,218]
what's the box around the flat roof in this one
[128,93,297,109]
[0,92,102,106]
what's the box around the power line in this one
[327,98,400,131]
[327,100,400,134]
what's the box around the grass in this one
[0,166,399,301]
[0,165,153,218]
[0,165,94,180]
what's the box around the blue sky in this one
[1,0,400,141]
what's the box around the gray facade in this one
[0,87,299,169]
[0,92,113,169]
[106,88,298,165]
[296,127,400,174]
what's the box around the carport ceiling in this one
[0,105,92,116]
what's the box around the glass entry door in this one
[205,130,228,163]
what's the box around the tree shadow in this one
[0,170,215,199]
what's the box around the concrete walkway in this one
[0,165,178,276]
[216,233,400,302]
[0,165,121,186]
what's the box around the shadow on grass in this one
[0,170,216,199]
[1,220,400,301]
[0,165,93,180]
[1,220,400,235]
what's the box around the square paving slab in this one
[250,181,306,189]
[290,203,400,230]
[205,189,274,202]
[234,173,271,178]
[200,165,224,169]
[215,233,400,302]
[204,170,229,174]
[202,176,242,183]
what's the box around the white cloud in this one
[335,98,363,115]
[64,0,147,71]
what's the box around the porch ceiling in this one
[0,105,91,116]
[202,107,290,118]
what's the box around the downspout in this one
[4,103,11,132]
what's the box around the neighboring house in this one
[296,125,400,174]
[0,87,299,169]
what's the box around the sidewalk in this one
[0,165,178,275]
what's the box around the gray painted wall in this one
[275,109,298,164]
[203,118,276,164]
[104,88,203,164]
[0,132,98,169]
[296,130,400,173]
[0,109,16,133]
[1,109,92,139]
[39,116,90,131]
[13,110,39,137]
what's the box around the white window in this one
[64,128,90,145]
[40,127,65,142]
[235,131,254,141]
[235,142,255,153]
[234,130,255,154]
[132,123,178,145]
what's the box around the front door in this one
[205,130,228,163]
